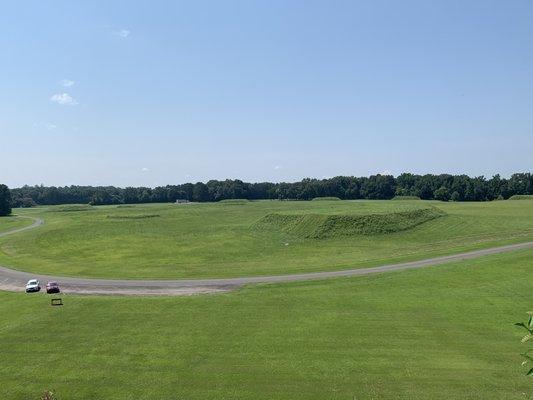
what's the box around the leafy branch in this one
[515,311,533,376]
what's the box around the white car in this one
[25,279,41,293]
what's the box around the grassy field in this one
[1,200,533,279]
[1,249,531,399]
[0,215,33,233]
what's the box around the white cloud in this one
[60,79,75,87]
[274,165,282,170]
[114,29,131,38]
[141,167,149,172]
[33,122,57,131]
[50,93,78,106]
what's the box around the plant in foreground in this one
[40,390,57,400]
[515,311,533,376]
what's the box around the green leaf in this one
[527,367,533,376]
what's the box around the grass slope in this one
[255,207,444,238]
[1,200,533,279]
[0,216,34,233]
[393,195,421,200]
[1,250,532,399]
[509,195,533,200]
[312,196,341,201]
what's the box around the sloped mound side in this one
[218,199,250,205]
[254,208,445,239]
[49,205,92,212]
[509,195,533,200]
[312,197,341,201]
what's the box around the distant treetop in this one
[7,172,533,207]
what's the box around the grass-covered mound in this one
[392,195,421,200]
[48,204,92,212]
[255,207,444,238]
[509,195,533,200]
[218,199,250,205]
[312,196,341,201]
[106,214,160,219]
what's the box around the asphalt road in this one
[1,216,532,296]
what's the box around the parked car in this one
[46,281,60,294]
[25,279,41,293]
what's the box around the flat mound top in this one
[273,201,429,216]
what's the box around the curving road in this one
[1,216,532,296]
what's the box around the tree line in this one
[0,173,530,210]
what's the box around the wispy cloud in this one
[50,93,78,106]
[274,165,282,170]
[60,79,75,87]
[33,122,57,131]
[141,167,149,172]
[113,29,131,38]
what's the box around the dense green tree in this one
[0,184,12,216]
[192,182,210,202]
[450,191,461,202]
[434,186,450,201]
[7,172,532,206]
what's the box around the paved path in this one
[1,216,532,296]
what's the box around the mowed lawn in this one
[1,249,532,399]
[1,200,533,278]
[0,215,33,233]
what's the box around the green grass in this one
[218,199,250,204]
[254,207,444,238]
[0,215,34,233]
[106,213,160,219]
[1,249,532,399]
[312,196,341,201]
[509,195,533,200]
[1,200,533,279]
[393,195,421,200]
[48,204,93,212]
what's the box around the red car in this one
[46,281,60,294]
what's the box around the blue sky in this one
[1,0,532,187]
